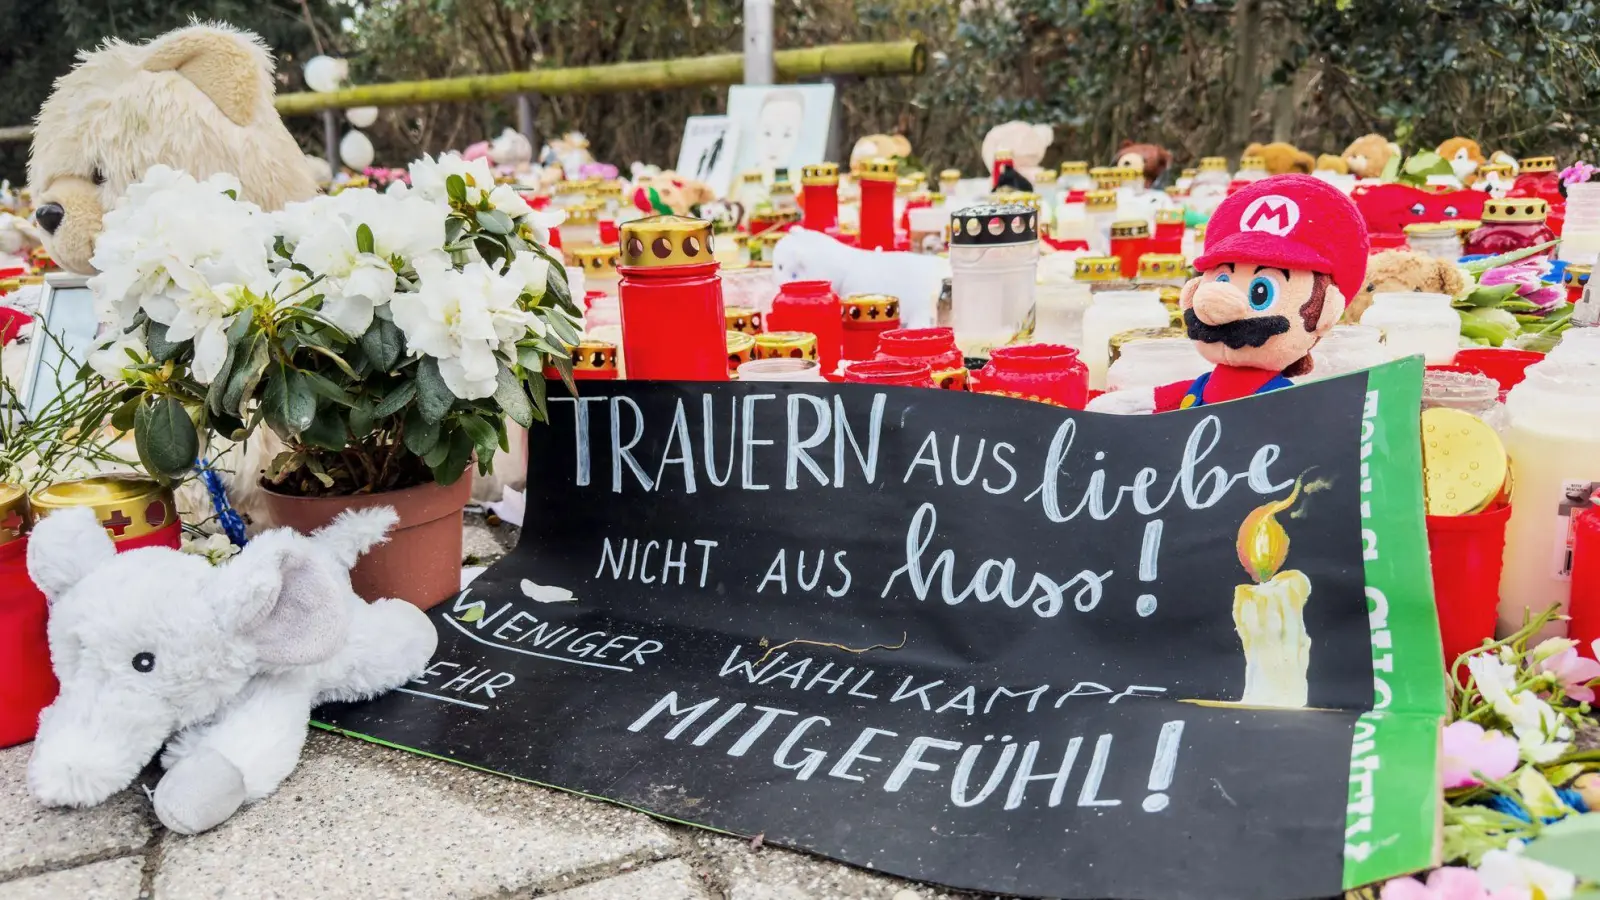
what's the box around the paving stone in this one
[695,833,977,900]
[0,857,143,900]
[0,745,151,878]
[546,859,707,900]
[153,732,678,900]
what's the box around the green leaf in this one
[1456,283,1521,307]
[145,322,189,364]
[526,368,549,423]
[403,405,440,456]
[348,399,375,437]
[222,335,269,421]
[475,236,506,269]
[302,344,361,379]
[430,427,475,485]
[458,412,499,463]
[301,405,349,452]
[422,429,453,467]
[110,394,141,433]
[133,395,199,482]
[493,364,533,429]
[548,352,578,396]
[356,222,375,255]
[205,314,254,416]
[1522,813,1600,881]
[476,209,514,235]
[302,370,355,407]
[372,381,418,418]
[263,368,317,436]
[359,319,405,372]
[1463,241,1562,275]
[414,356,456,421]
[446,174,466,204]
[543,259,574,314]
[445,216,466,244]
[517,344,544,371]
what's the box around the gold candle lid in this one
[1478,163,1513,177]
[1110,219,1152,239]
[740,170,765,184]
[1108,326,1185,364]
[994,149,1014,163]
[753,330,818,361]
[727,331,757,371]
[725,305,764,335]
[620,215,715,267]
[564,203,599,225]
[0,483,31,546]
[571,339,618,372]
[801,163,839,186]
[896,175,923,195]
[1403,222,1458,236]
[1238,155,1267,172]
[1482,198,1548,224]
[1074,256,1123,281]
[594,181,625,198]
[939,168,962,182]
[1059,161,1089,177]
[1421,407,1507,516]
[1519,156,1557,173]
[1092,166,1142,188]
[1155,207,1185,226]
[1180,167,1197,179]
[1084,190,1117,211]
[843,293,901,322]
[1138,253,1188,279]
[570,245,620,274]
[1450,219,1482,234]
[860,157,899,183]
[1199,156,1229,172]
[30,475,177,542]
[553,180,580,194]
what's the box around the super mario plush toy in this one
[1089,174,1369,414]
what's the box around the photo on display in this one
[725,84,836,180]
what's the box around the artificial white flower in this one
[87,332,150,383]
[1468,654,1572,763]
[180,532,241,566]
[1477,840,1576,900]
[407,153,496,208]
[487,183,533,218]
[392,256,535,400]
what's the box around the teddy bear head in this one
[1315,154,1350,174]
[1341,134,1399,180]
[849,134,912,173]
[1114,141,1173,184]
[631,171,715,217]
[1437,137,1486,183]
[27,24,319,275]
[1343,249,1468,323]
[982,121,1054,173]
[1244,142,1315,176]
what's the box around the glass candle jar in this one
[1084,190,1118,254]
[842,293,901,363]
[1464,198,1557,259]
[948,204,1040,356]
[735,171,768,224]
[1194,157,1230,189]
[1034,251,1091,348]
[1080,290,1171,390]
[1298,324,1393,381]
[721,265,779,316]
[1403,222,1464,262]
[767,280,843,375]
[908,206,947,254]
[876,327,968,390]
[1360,292,1460,365]
[738,358,827,382]
[1423,369,1507,434]
[617,215,729,381]
[570,246,620,297]
[561,204,601,254]
[1059,161,1093,192]
[971,344,1089,409]
[939,169,961,197]
[843,359,935,387]
[768,169,798,215]
[798,162,840,232]
[1105,336,1211,393]
[1234,155,1269,182]
[1152,208,1185,256]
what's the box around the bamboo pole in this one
[0,125,31,143]
[273,41,925,116]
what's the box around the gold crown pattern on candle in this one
[1519,156,1557,173]
[1059,161,1089,177]
[726,306,764,335]
[801,163,840,186]
[1074,256,1122,281]
[1138,254,1188,279]
[1479,163,1514,177]
[1482,198,1549,224]
[571,246,620,274]
[0,483,31,546]
[1199,156,1229,172]
[1238,155,1268,172]
[860,157,900,183]
[620,215,715,268]
[1180,167,1197,178]
[989,190,1043,212]
[951,203,1039,245]
[1092,166,1143,189]
[30,475,176,542]
[1084,190,1117,211]
[740,170,765,184]
[753,331,819,361]
[570,340,619,372]
[1155,208,1185,226]
[727,331,757,371]
[594,181,625,198]
[939,168,962,182]
[994,149,1014,162]
[843,293,901,322]
[564,203,600,225]
[1110,219,1152,239]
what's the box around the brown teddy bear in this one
[28,24,318,274]
[1343,249,1468,323]
[1315,154,1350,174]
[1114,141,1173,186]
[1437,137,1486,185]
[981,121,1054,179]
[1243,142,1315,175]
[1341,134,1400,180]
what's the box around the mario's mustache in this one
[1184,309,1291,349]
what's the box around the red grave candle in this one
[1463,198,1557,259]
[971,343,1089,409]
[1152,208,1185,256]
[844,359,934,387]
[858,157,899,252]
[617,215,729,381]
[545,339,620,381]
[1108,220,1153,283]
[875,326,969,390]
[800,163,840,232]
[1570,491,1600,659]
[991,149,1015,190]
[841,293,901,364]
[767,280,844,375]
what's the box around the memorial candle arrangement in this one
[800,163,840,232]
[617,215,729,381]
[858,157,900,251]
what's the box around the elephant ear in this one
[26,508,116,603]
[215,531,353,668]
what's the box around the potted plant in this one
[86,156,581,608]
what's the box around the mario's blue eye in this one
[1248,276,1276,310]
[1215,273,1231,284]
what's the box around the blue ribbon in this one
[196,459,248,547]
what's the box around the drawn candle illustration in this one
[1233,476,1322,709]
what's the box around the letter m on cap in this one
[1240,195,1300,237]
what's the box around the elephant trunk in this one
[27,685,174,807]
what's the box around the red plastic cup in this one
[0,537,54,748]
[843,359,934,387]
[1452,348,1544,396]
[1427,502,1512,669]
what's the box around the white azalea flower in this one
[407,153,496,207]
[1477,840,1576,900]
[87,332,150,383]
[180,532,241,566]
[487,183,533,218]
[393,257,534,400]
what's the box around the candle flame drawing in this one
[1232,473,1329,709]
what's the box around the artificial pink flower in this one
[1440,721,1519,789]
[1381,866,1531,900]
[1537,646,1600,703]
[1480,261,1565,310]
[1560,161,1596,187]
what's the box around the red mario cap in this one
[1194,174,1370,302]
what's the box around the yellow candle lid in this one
[30,475,177,541]
[1420,407,1508,516]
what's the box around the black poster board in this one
[320,360,1445,899]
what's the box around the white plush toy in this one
[771,228,947,328]
[26,506,437,834]
[0,212,42,268]
[489,127,534,168]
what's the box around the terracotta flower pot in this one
[262,475,472,610]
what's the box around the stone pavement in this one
[0,517,987,900]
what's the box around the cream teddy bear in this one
[28,23,318,275]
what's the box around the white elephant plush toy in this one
[771,228,947,328]
[25,507,438,834]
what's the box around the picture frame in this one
[676,115,740,198]
[725,84,836,181]
[21,272,99,420]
